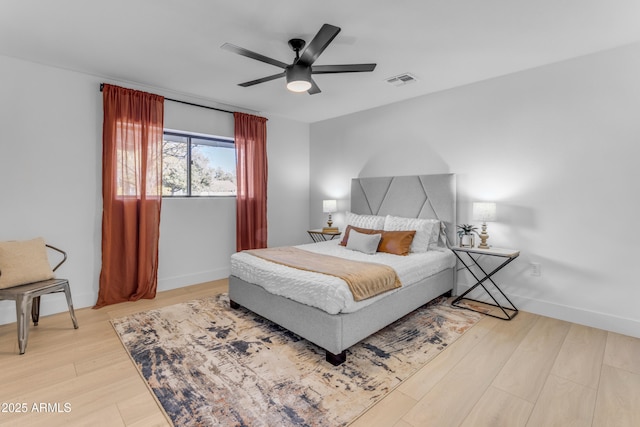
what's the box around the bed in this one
[229,174,456,365]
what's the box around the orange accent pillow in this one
[377,230,416,256]
[340,225,382,246]
[340,225,416,256]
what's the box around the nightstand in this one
[451,246,520,320]
[307,229,342,243]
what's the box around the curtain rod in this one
[99,83,234,115]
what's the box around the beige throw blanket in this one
[245,246,401,301]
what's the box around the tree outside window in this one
[162,131,236,197]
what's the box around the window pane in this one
[161,131,236,197]
[162,139,188,196]
[191,143,237,196]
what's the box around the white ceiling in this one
[1,0,639,123]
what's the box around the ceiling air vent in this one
[385,73,418,87]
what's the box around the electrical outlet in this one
[531,262,541,277]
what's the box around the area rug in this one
[111,293,482,426]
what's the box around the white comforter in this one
[230,240,455,314]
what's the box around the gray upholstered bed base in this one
[229,269,453,364]
[229,174,456,365]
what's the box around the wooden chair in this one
[0,244,78,354]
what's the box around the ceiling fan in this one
[221,24,376,95]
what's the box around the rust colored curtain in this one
[95,84,164,308]
[234,112,268,251]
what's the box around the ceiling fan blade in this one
[307,78,321,95]
[221,43,289,69]
[312,64,377,74]
[238,72,286,87]
[297,24,341,67]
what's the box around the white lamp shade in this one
[473,202,497,222]
[322,199,337,213]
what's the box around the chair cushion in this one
[0,238,55,289]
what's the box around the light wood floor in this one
[1,280,639,427]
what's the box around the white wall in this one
[157,101,237,291]
[310,43,640,338]
[0,55,102,324]
[265,116,311,247]
[160,99,311,291]
[0,55,310,324]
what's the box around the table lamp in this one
[322,200,338,232]
[473,202,497,249]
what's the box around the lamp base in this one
[477,223,490,249]
[325,213,335,230]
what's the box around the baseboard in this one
[5,275,636,340]
[157,267,230,292]
[456,284,640,339]
[0,290,98,326]
[0,300,17,325]
[0,268,231,326]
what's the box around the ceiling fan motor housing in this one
[286,63,312,92]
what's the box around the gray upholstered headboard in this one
[351,174,456,247]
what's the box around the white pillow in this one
[346,229,382,254]
[383,215,440,253]
[345,211,385,230]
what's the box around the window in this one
[162,130,236,197]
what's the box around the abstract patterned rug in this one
[111,293,482,426]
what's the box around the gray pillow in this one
[346,229,382,254]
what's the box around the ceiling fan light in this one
[286,65,312,93]
[287,80,312,92]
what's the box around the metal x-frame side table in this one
[307,229,342,243]
[451,246,520,320]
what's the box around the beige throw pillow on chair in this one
[0,237,55,289]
